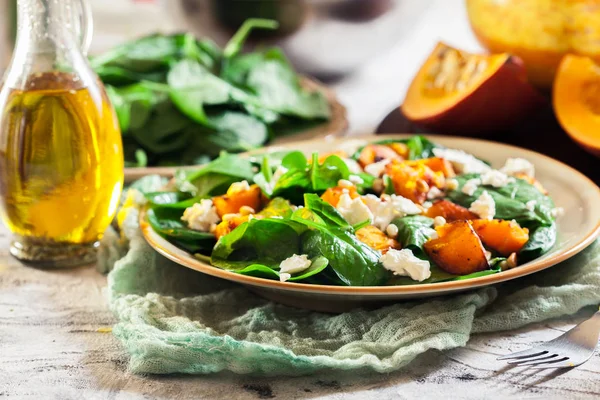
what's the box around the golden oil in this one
[0,72,123,265]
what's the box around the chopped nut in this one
[239,206,255,216]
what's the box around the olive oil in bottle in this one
[0,0,124,267]
[0,72,123,250]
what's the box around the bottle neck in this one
[15,0,85,53]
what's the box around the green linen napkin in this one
[99,183,600,376]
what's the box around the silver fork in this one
[498,310,600,368]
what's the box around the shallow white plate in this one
[139,134,600,312]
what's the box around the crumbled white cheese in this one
[228,180,251,194]
[279,273,292,282]
[344,158,363,174]
[364,159,390,177]
[433,148,492,174]
[480,170,515,188]
[551,207,565,218]
[181,199,221,232]
[485,250,492,261]
[336,139,368,156]
[336,193,374,225]
[469,191,496,220]
[348,174,364,185]
[433,216,446,227]
[279,254,312,276]
[362,194,421,231]
[525,200,537,212]
[379,249,431,282]
[501,157,535,178]
[429,231,439,240]
[427,186,444,200]
[446,178,459,191]
[338,179,354,188]
[462,178,481,196]
[422,201,433,210]
[386,224,399,238]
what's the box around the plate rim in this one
[138,134,600,296]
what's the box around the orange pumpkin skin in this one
[471,219,529,256]
[424,220,489,275]
[466,0,600,89]
[553,54,600,157]
[401,42,543,134]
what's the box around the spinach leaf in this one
[105,82,161,133]
[247,59,331,119]
[390,216,435,258]
[257,197,294,219]
[206,111,268,151]
[211,218,307,270]
[223,18,280,59]
[519,223,557,262]
[303,193,350,229]
[234,256,329,282]
[167,59,232,123]
[90,33,183,72]
[175,153,256,196]
[272,154,350,204]
[299,227,388,286]
[146,208,216,254]
[446,174,555,226]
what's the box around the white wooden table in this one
[2,0,600,398]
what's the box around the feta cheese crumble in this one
[469,191,496,220]
[228,180,251,194]
[336,193,374,226]
[433,216,446,227]
[379,249,431,282]
[427,186,444,200]
[338,179,354,188]
[348,174,364,185]
[181,199,221,232]
[525,200,537,211]
[433,148,491,174]
[462,178,481,196]
[446,178,459,191]
[501,157,535,178]
[280,254,312,276]
[362,194,421,231]
[364,159,390,177]
[480,170,515,187]
[386,224,399,238]
[343,158,363,174]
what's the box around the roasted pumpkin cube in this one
[424,220,489,275]
[385,160,444,204]
[214,214,265,240]
[356,225,400,254]
[213,184,262,218]
[388,143,409,158]
[358,144,402,167]
[426,199,478,221]
[423,157,456,177]
[321,185,360,207]
[471,219,529,256]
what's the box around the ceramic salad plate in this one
[139,134,600,312]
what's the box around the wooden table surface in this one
[2,0,600,398]
[2,224,600,399]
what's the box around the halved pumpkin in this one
[401,42,543,133]
[553,54,600,157]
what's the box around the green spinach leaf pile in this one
[92,19,331,167]
[130,135,560,286]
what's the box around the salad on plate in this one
[137,135,561,286]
